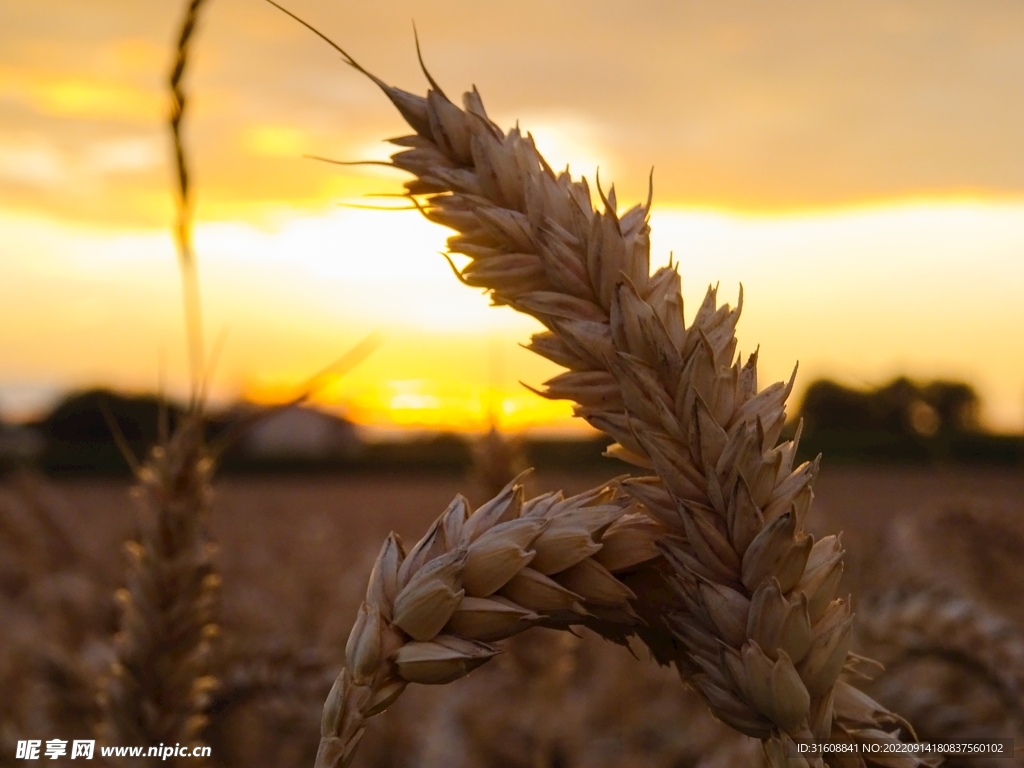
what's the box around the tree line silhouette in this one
[793,377,1020,463]
[0,377,1020,476]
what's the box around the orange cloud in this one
[243,125,310,158]
[0,64,161,120]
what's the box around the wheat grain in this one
[315,474,661,768]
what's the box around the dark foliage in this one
[32,389,185,474]
[793,377,1020,464]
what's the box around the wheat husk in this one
[315,474,658,768]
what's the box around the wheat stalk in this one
[259,4,934,763]
[298,46,930,768]
[98,2,219,762]
[315,474,662,768]
[170,0,208,394]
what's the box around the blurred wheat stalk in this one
[858,590,1024,768]
[97,1,221,763]
[0,475,111,762]
[97,415,220,761]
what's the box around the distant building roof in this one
[241,406,361,460]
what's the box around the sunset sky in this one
[2,0,1023,434]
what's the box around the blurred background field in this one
[4,460,1024,767]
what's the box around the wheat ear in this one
[860,589,1024,742]
[323,61,929,766]
[315,474,662,768]
[97,414,220,764]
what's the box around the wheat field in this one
[2,465,1023,767]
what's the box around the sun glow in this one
[243,378,580,435]
[0,64,160,120]
[2,199,1023,433]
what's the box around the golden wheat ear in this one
[316,475,661,768]
[263,4,936,762]
[308,52,936,768]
